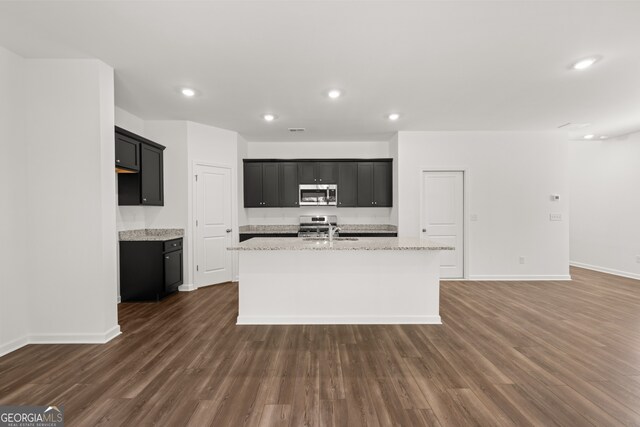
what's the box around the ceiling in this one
[0,1,639,142]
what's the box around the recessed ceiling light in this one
[388,113,400,121]
[599,135,608,139]
[572,56,600,70]
[327,89,342,99]
[263,114,276,122]
[181,88,196,97]
[583,134,595,140]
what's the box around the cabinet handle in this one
[116,159,120,163]
[143,198,147,202]
[371,202,374,205]
[173,243,177,247]
[422,229,426,232]
[165,256,170,259]
[319,179,322,182]
[226,229,232,233]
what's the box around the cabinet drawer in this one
[164,239,182,252]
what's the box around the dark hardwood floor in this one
[1,266,640,426]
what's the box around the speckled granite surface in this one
[119,228,184,241]
[239,225,299,234]
[238,224,398,234]
[228,237,453,251]
[339,224,397,234]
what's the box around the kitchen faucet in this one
[328,225,341,242]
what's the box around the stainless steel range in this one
[298,215,338,237]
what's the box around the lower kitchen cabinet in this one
[119,238,183,301]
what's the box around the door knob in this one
[226,229,232,233]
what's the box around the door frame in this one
[419,167,469,280]
[192,161,236,289]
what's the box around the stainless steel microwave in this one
[299,184,337,206]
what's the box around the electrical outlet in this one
[519,256,525,265]
[549,213,562,221]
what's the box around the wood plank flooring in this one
[1,266,640,426]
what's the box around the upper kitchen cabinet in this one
[243,161,279,207]
[279,162,299,207]
[116,126,165,206]
[115,132,140,172]
[357,160,392,207]
[298,161,338,184]
[337,162,358,207]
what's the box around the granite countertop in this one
[119,228,184,241]
[228,236,453,251]
[238,224,398,234]
[239,225,299,234]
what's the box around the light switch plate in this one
[549,213,562,221]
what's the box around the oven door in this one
[299,185,322,206]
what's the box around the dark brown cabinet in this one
[279,162,299,207]
[297,162,338,184]
[115,133,140,171]
[120,238,183,302]
[243,159,392,208]
[338,162,358,207]
[116,127,165,206]
[243,162,279,207]
[357,161,392,207]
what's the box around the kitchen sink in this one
[303,237,359,241]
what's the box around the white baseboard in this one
[467,275,572,281]
[1,326,121,358]
[236,315,442,325]
[570,261,640,281]
[29,325,121,345]
[0,335,29,358]
[178,283,197,292]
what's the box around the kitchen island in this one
[228,237,454,325]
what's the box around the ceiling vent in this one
[288,128,306,133]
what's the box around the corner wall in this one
[0,46,29,355]
[569,134,640,279]
[397,131,570,280]
[24,59,120,342]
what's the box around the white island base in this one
[236,248,442,325]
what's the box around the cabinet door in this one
[373,162,392,207]
[357,162,374,207]
[164,249,183,292]
[140,144,164,206]
[338,162,358,207]
[316,162,338,183]
[262,163,280,207]
[279,162,299,207]
[243,163,263,207]
[298,162,316,184]
[115,134,140,171]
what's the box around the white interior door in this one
[421,171,464,279]
[195,164,233,287]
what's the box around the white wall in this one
[569,134,640,279]
[398,131,570,280]
[187,121,240,283]
[24,59,119,341]
[242,140,395,225]
[0,46,29,355]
